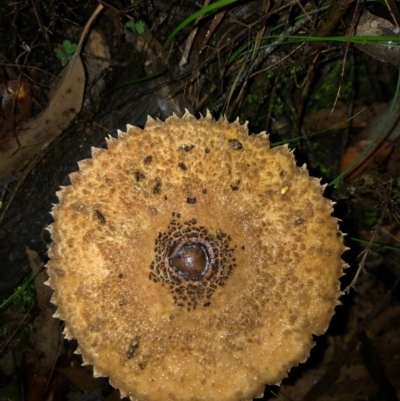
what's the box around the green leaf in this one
[56,50,68,66]
[61,39,78,56]
[135,20,145,34]
[125,19,145,34]
[125,20,136,30]
[63,39,72,48]
[67,42,78,55]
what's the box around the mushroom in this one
[47,111,346,401]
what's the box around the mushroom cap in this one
[47,111,346,401]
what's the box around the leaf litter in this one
[0,4,104,186]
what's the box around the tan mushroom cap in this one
[47,111,346,401]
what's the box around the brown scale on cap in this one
[150,213,237,310]
[46,111,347,401]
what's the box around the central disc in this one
[150,214,237,309]
[168,242,210,281]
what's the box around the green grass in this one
[163,0,240,49]
[0,273,37,312]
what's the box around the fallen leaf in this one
[353,8,400,68]
[84,28,111,100]
[0,49,84,180]
[304,101,376,131]
[24,247,61,401]
[339,97,400,180]
[340,139,394,181]
[0,4,104,180]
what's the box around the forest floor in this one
[1,1,400,400]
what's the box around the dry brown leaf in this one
[304,101,376,131]
[340,139,394,181]
[84,29,111,100]
[0,53,85,179]
[24,247,62,401]
[339,97,400,180]
[0,5,104,180]
[26,247,61,375]
[354,8,400,68]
